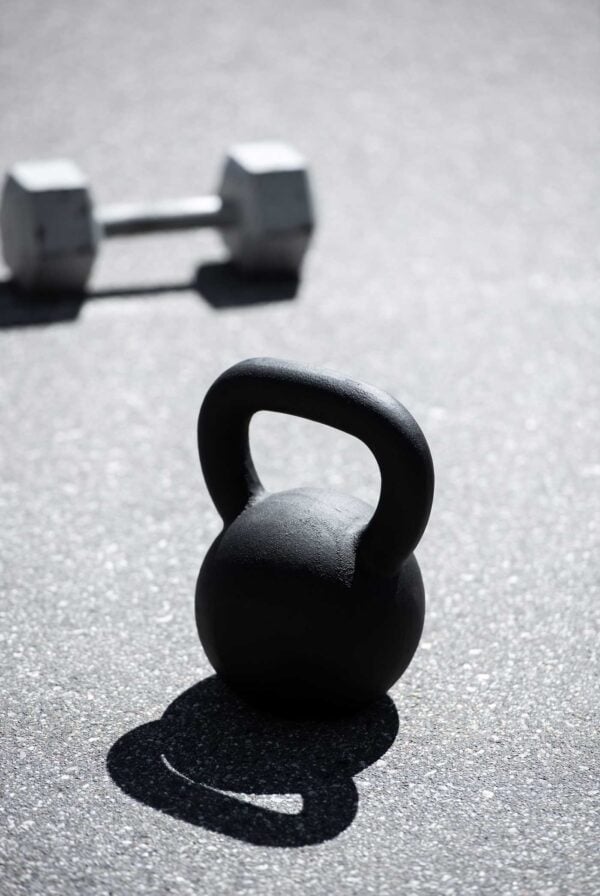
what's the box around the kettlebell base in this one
[214,674,390,718]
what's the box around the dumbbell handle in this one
[97,195,237,237]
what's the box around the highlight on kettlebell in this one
[195,357,434,713]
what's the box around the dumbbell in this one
[0,142,315,293]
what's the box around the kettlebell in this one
[195,358,434,712]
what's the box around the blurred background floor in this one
[1,2,598,894]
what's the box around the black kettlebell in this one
[195,358,434,713]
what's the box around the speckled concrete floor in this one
[1,1,598,894]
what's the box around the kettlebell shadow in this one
[106,675,399,848]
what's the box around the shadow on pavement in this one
[0,262,298,328]
[195,262,298,308]
[107,675,398,848]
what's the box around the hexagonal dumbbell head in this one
[218,142,315,275]
[0,159,99,292]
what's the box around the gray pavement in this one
[1,1,598,894]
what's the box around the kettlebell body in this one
[196,358,434,713]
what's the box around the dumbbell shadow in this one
[0,262,299,328]
[106,675,399,848]
[194,261,299,308]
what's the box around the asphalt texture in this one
[1,2,599,894]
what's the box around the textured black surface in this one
[1,1,599,894]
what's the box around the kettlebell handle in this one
[198,358,434,577]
